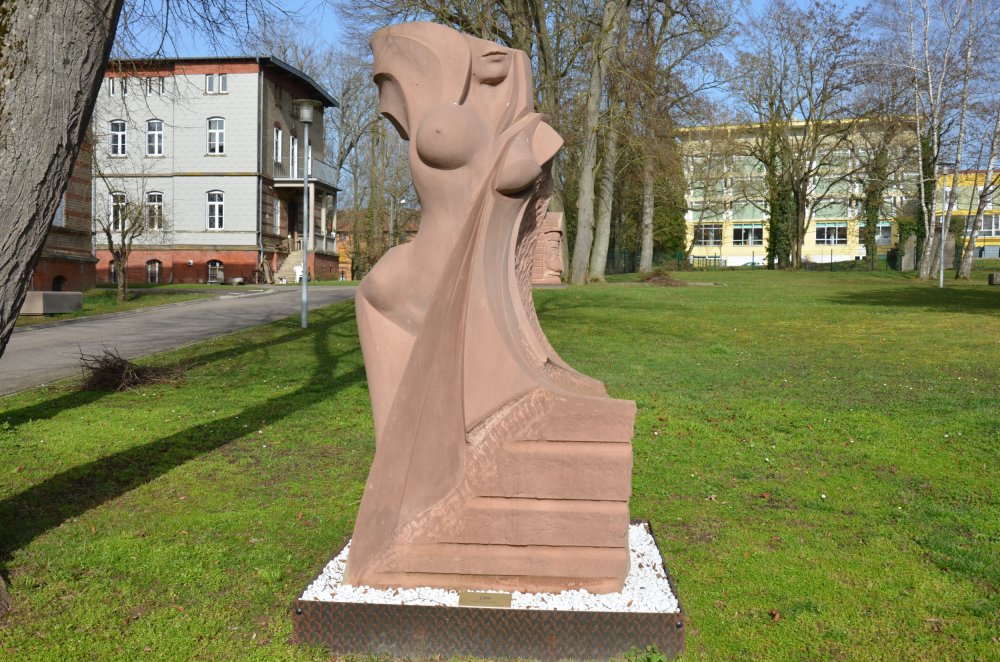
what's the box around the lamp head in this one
[294,99,322,124]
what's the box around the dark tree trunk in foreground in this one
[0,0,124,364]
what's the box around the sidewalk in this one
[0,286,356,397]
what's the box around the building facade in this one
[92,57,340,285]
[32,140,97,291]
[680,123,916,267]
[943,170,1000,259]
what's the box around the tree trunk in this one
[917,217,938,278]
[570,0,623,285]
[924,231,941,279]
[639,157,655,273]
[957,114,998,279]
[116,259,128,302]
[589,123,618,281]
[0,0,125,360]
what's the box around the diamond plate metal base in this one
[290,520,684,661]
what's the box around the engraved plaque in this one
[458,591,513,608]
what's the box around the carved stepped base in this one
[359,389,635,594]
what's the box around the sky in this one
[124,0,346,59]
[125,0,870,61]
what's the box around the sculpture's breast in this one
[415,104,488,171]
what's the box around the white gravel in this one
[300,523,679,613]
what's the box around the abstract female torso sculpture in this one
[345,22,635,594]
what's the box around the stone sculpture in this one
[532,211,565,285]
[344,22,635,595]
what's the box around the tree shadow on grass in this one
[826,286,1000,316]
[0,306,366,564]
[0,303,358,430]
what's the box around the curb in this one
[13,288,275,334]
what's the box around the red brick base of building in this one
[311,253,341,281]
[96,249,340,285]
[32,256,97,292]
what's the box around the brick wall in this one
[96,248,261,284]
[33,138,97,291]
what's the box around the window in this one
[146,119,163,156]
[52,198,66,228]
[207,260,224,283]
[860,222,892,245]
[272,198,281,234]
[290,136,298,178]
[206,190,224,229]
[146,259,162,284]
[816,222,848,245]
[875,222,891,245]
[146,191,163,230]
[144,77,165,95]
[207,117,225,154]
[109,120,126,155]
[121,78,128,96]
[694,223,723,246]
[977,214,1000,237]
[110,192,127,231]
[732,224,763,246]
[109,78,116,96]
[158,77,166,94]
[205,73,228,94]
[273,127,283,163]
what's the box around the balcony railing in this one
[275,158,339,190]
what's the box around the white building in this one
[93,56,341,284]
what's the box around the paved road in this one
[0,286,356,396]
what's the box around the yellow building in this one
[941,171,1000,258]
[680,122,915,266]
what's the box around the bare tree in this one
[93,161,172,300]
[956,105,1000,279]
[257,16,381,194]
[677,121,744,261]
[732,0,863,269]
[569,0,628,284]
[869,0,999,280]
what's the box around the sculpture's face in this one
[544,231,563,275]
[471,40,512,86]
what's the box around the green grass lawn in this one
[15,288,220,327]
[0,271,997,660]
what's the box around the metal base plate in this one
[290,520,685,661]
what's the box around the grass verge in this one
[0,271,997,660]
[15,289,219,328]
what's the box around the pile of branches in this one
[642,268,689,287]
[79,348,186,391]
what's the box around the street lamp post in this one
[295,99,322,328]
[938,162,955,289]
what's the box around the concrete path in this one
[0,286,356,397]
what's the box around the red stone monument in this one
[344,22,635,595]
